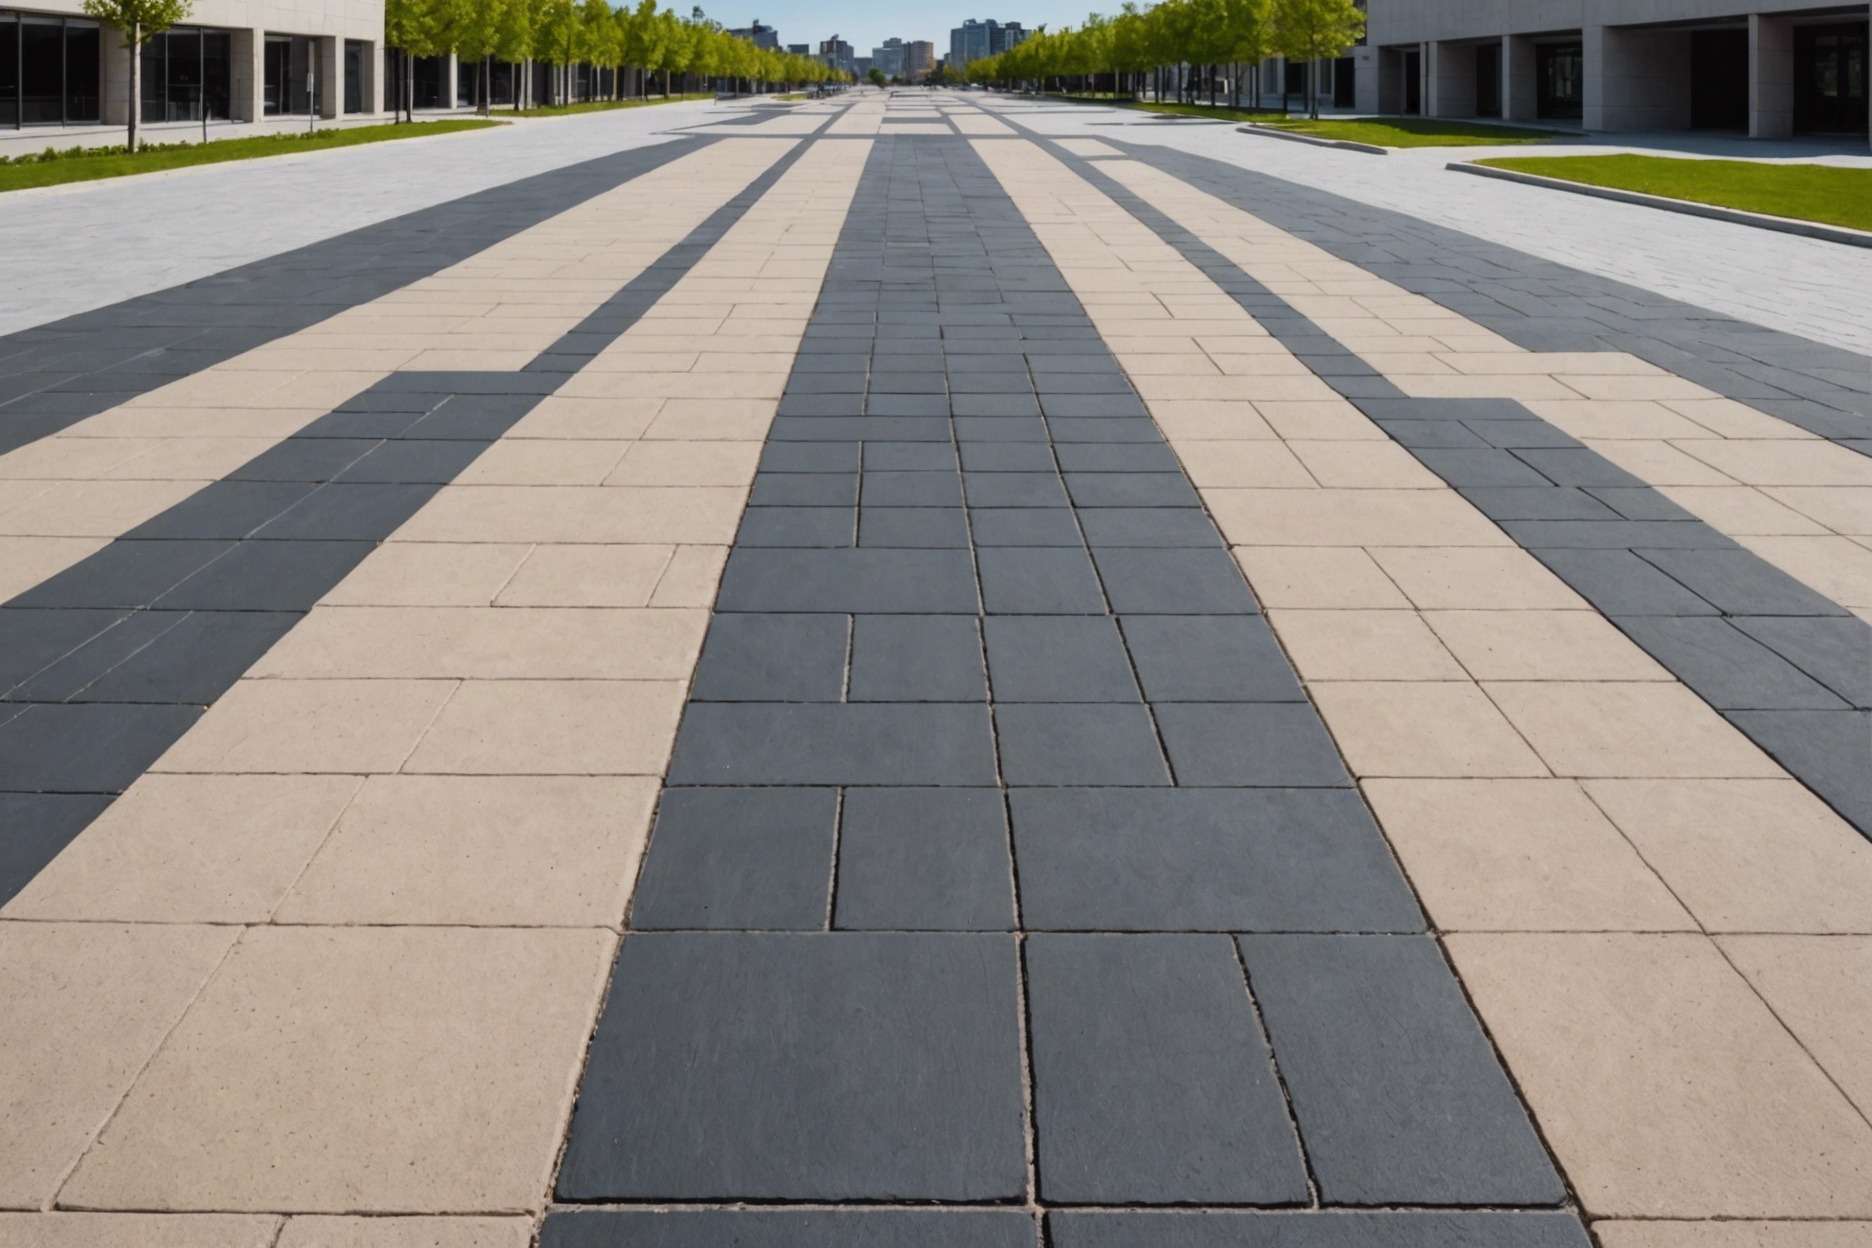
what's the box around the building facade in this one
[1352,0,1868,139]
[872,37,905,80]
[2,0,384,144]
[948,19,1026,70]
[818,35,855,78]
[728,22,780,51]
[906,40,935,81]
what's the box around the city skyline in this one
[703,0,1088,66]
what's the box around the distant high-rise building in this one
[949,19,1025,70]
[818,35,856,77]
[905,39,935,80]
[786,43,810,56]
[855,56,874,76]
[728,21,779,50]
[872,37,906,80]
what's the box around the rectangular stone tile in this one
[667,703,997,786]
[1486,682,1784,779]
[1312,682,1548,778]
[1640,548,1850,617]
[1234,548,1410,610]
[1448,932,1872,1218]
[0,922,239,1207]
[1369,547,1585,610]
[1046,1210,1590,1248]
[1155,704,1350,788]
[976,547,1108,614]
[1424,610,1669,682]
[690,614,848,702]
[1025,933,1307,1204]
[1615,617,1849,710]
[1269,610,1466,681]
[1118,615,1300,702]
[403,680,684,777]
[847,615,987,702]
[276,1216,531,1248]
[1533,548,1720,616]
[556,932,1025,1201]
[326,543,533,607]
[715,548,979,613]
[539,1210,1037,1248]
[2,701,205,791]
[153,679,452,775]
[4,774,360,924]
[1363,779,1692,932]
[834,788,1014,932]
[275,776,656,928]
[1239,933,1562,1205]
[630,787,836,931]
[61,927,613,1213]
[1724,709,1871,830]
[983,616,1138,703]
[1011,787,1422,933]
[0,793,111,906]
[1733,616,1872,709]
[993,704,1169,787]
[1721,935,1872,1120]
[1208,489,1510,547]
[1594,1223,1872,1248]
[1092,547,1258,614]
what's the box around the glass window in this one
[21,17,60,124]
[412,54,444,109]
[1537,42,1583,120]
[344,39,363,113]
[63,19,97,121]
[264,34,314,114]
[164,26,200,119]
[140,34,164,120]
[3,14,21,127]
[202,30,229,119]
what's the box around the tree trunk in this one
[126,23,139,151]
[1309,56,1320,120]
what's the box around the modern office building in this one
[948,18,1026,71]
[1,0,383,149]
[729,22,780,51]
[872,37,906,80]
[786,43,810,56]
[906,40,935,80]
[818,35,855,78]
[1350,0,1868,139]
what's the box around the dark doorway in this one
[263,34,314,114]
[411,54,446,109]
[1691,28,1747,129]
[1476,42,1502,117]
[1537,41,1582,120]
[344,39,365,114]
[1796,22,1868,134]
[1333,57,1354,107]
[1404,49,1421,114]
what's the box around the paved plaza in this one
[0,91,1870,1247]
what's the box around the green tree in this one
[494,0,535,110]
[1269,0,1364,118]
[82,0,192,149]
[866,66,885,87]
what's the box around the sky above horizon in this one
[696,0,1095,60]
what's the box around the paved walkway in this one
[0,91,1869,1248]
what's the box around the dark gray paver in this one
[1238,935,1565,1205]
[1615,617,1848,711]
[993,704,1169,786]
[688,614,849,702]
[1640,548,1850,617]
[0,792,112,904]
[556,932,1027,1200]
[667,703,998,786]
[1093,548,1258,614]
[1025,933,1308,1204]
[0,702,201,793]
[1155,704,1351,787]
[716,548,980,613]
[834,787,1014,931]
[1011,788,1422,932]
[540,1210,1038,1248]
[1726,709,1872,832]
[1734,616,1872,708]
[976,547,1109,614]
[1120,616,1303,702]
[848,615,987,701]
[984,616,1140,702]
[630,788,836,930]
[1046,1211,1591,1247]
[1533,549,1718,616]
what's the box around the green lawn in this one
[0,119,502,193]
[1252,116,1561,147]
[1057,95,1283,122]
[512,93,714,117]
[1475,154,1872,231]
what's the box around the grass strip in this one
[0,118,502,193]
[1475,153,1872,231]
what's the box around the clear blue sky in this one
[699,0,1096,58]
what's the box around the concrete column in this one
[1588,25,1690,131]
[232,29,262,121]
[1353,46,1379,113]
[1503,34,1537,121]
[445,53,459,111]
[318,36,341,118]
[1749,12,1795,139]
[100,35,131,125]
[1427,40,1476,118]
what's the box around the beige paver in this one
[322,544,533,607]
[1424,610,1670,681]
[1232,547,1409,608]
[248,606,707,680]
[1594,1224,1872,1248]
[1367,547,1588,610]
[1268,610,1465,680]
[1206,489,1511,547]
[0,923,238,1208]
[0,1213,277,1247]
[152,680,455,775]
[275,776,657,927]
[400,679,685,776]
[1720,935,1872,1118]
[274,1217,532,1248]
[1486,682,1787,779]
[2,776,362,924]
[1363,779,1692,932]
[1448,932,1872,1218]
[1584,779,1872,934]
[492,545,675,607]
[1311,681,1548,778]
[59,927,613,1213]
